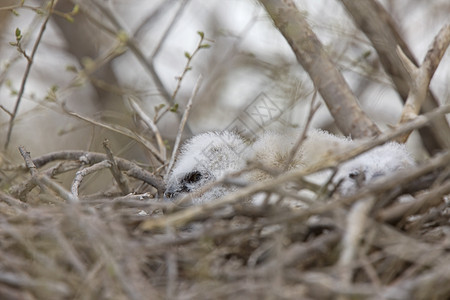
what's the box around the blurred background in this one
[0,0,449,167]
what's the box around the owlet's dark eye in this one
[348,171,360,180]
[184,171,203,184]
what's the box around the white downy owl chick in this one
[333,142,414,195]
[164,131,249,205]
[300,130,414,195]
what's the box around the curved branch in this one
[13,150,165,194]
[259,0,380,138]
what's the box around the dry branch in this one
[396,24,450,142]
[71,160,111,199]
[18,146,77,203]
[128,96,167,162]
[340,0,450,150]
[62,104,165,163]
[9,150,165,194]
[259,0,380,138]
[103,139,130,195]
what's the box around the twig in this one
[165,75,202,179]
[338,196,375,284]
[396,24,450,142]
[71,160,111,200]
[18,146,77,203]
[283,89,320,171]
[62,103,165,163]
[10,161,80,200]
[103,139,130,195]
[165,225,178,299]
[128,96,166,161]
[132,0,178,39]
[147,0,190,61]
[377,179,450,224]
[4,0,55,149]
[89,1,172,105]
[8,150,165,194]
[0,191,28,209]
[259,0,380,138]
[171,33,210,101]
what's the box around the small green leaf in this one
[184,51,191,59]
[362,50,371,59]
[197,31,204,39]
[65,65,77,73]
[72,4,80,14]
[12,9,19,16]
[199,44,211,49]
[64,14,74,23]
[117,30,129,43]
[15,28,22,40]
[154,103,165,113]
[170,103,179,112]
[186,66,192,71]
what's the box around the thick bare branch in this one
[259,0,380,138]
[394,25,450,142]
[340,0,450,150]
[398,24,450,122]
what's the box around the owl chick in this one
[164,131,249,205]
[333,142,414,195]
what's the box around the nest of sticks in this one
[0,127,449,300]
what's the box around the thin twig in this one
[171,33,210,101]
[165,75,203,179]
[5,0,55,149]
[18,146,78,203]
[71,160,112,200]
[62,103,165,163]
[103,139,130,195]
[283,89,320,171]
[128,96,167,161]
[89,0,173,105]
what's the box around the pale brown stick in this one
[396,24,450,143]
